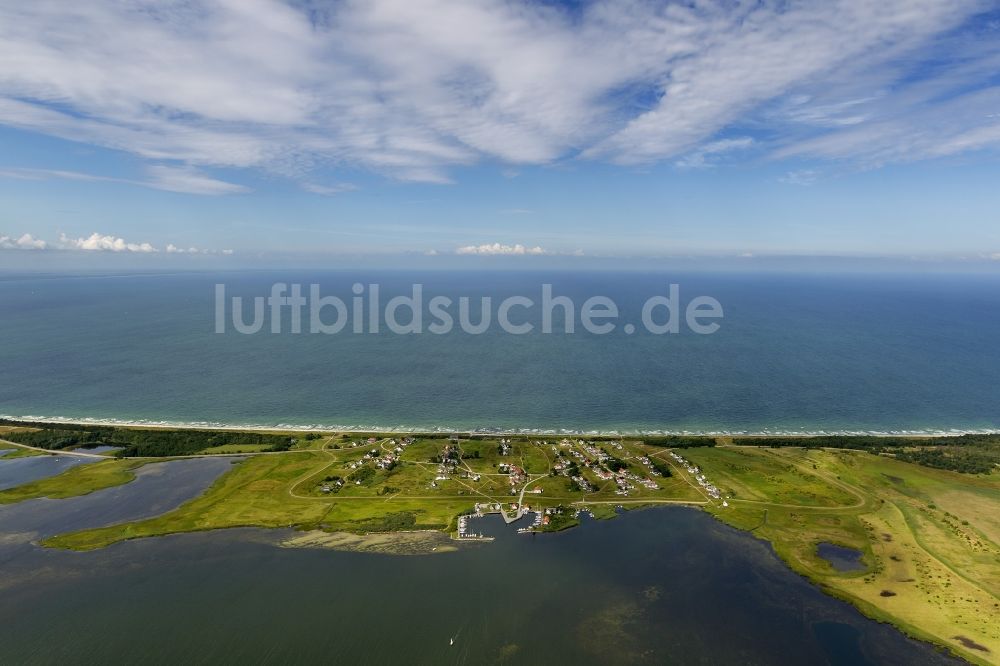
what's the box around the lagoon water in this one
[0,457,237,543]
[0,454,89,491]
[1,270,999,434]
[0,475,956,665]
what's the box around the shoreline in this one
[3,413,998,438]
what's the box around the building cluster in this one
[669,451,723,500]
[632,471,660,490]
[634,455,662,477]
[374,437,411,469]
[431,442,465,487]
[345,449,379,471]
[320,478,344,493]
[580,441,612,463]
[593,467,614,481]
[498,462,526,493]
[473,502,502,515]
[548,439,659,497]
[339,438,418,484]
[610,470,659,495]
[348,435,414,447]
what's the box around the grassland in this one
[681,446,1000,665]
[0,458,150,504]
[40,435,705,551]
[3,425,997,663]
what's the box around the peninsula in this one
[2,420,998,664]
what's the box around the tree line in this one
[733,435,999,475]
[0,420,294,457]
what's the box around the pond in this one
[817,542,867,572]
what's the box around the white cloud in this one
[0,0,995,184]
[779,169,819,186]
[165,243,234,255]
[144,166,249,196]
[675,137,754,169]
[0,165,246,196]
[586,2,987,164]
[456,242,547,256]
[301,182,359,196]
[2,230,235,254]
[0,233,47,250]
[0,167,109,183]
[58,232,157,253]
[0,0,1000,183]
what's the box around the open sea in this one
[1,269,998,434]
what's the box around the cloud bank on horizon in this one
[456,243,547,256]
[1,0,999,193]
[1,229,554,258]
[1,231,233,255]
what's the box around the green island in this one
[1,421,999,664]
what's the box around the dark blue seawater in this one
[1,270,998,433]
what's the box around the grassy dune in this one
[681,446,859,507]
[685,446,1000,665]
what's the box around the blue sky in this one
[1,0,1000,268]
